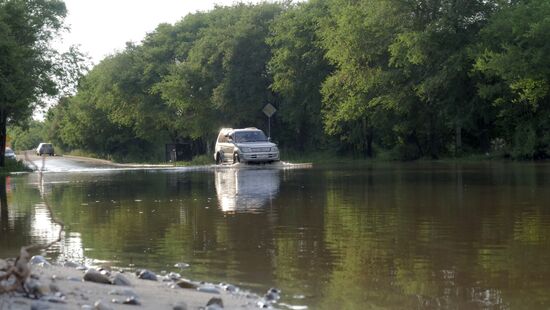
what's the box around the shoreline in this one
[0,256,283,309]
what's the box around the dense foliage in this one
[14,0,550,161]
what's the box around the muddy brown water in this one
[2,161,550,309]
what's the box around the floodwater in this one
[2,162,550,309]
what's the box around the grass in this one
[0,158,32,175]
[173,155,214,167]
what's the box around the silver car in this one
[36,143,55,156]
[214,128,280,164]
[4,147,16,160]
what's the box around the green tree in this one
[0,0,68,166]
[268,0,332,150]
[474,0,550,158]
[155,4,283,150]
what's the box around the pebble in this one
[81,305,93,310]
[174,262,190,269]
[0,259,7,270]
[84,269,112,284]
[31,301,51,310]
[172,302,188,310]
[30,256,51,267]
[49,283,61,293]
[137,269,157,281]
[25,278,50,297]
[220,283,239,293]
[206,297,224,309]
[123,296,141,305]
[176,279,199,289]
[112,273,132,286]
[163,272,182,282]
[109,288,138,298]
[94,300,114,310]
[62,261,81,268]
[198,285,221,294]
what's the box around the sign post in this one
[262,103,277,138]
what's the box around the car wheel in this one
[215,153,222,165]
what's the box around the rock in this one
[109,288,138,298]
[25,278,50,297]
[176,279,199,289]
[268,287,281,294]
[265,292,280,301]
[0,259,8,271]
[31,301,51,310]
[174,262,190,269]
[67,276,81,282]
[112,273,132,286]
[137,269,157,281]
[172,302,188,310]
[163,272,182,282]
[265,287,281,301]
[94,300,114,310]
[206,297,224,309]
[62,261,81,268]
[81,305,93,310]
[123,296,141,305]
[39,294,66,304]
[30,256,51,267]
[84,269,111,284]
[220,283,239,293]
[49,283,61,293]
[198,285,221,294]
[99,268,111,277]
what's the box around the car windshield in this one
[234,131,268,143]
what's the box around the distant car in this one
[4,147,16,160]
[36,143,55,156]
[214,127,280,164]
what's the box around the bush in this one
[0,158,32,174]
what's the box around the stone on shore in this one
[84,269,111,285]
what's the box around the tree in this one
[0,0,68,167]
[268,0,333,150]
[155,4,283,150]
[474,0,550,158]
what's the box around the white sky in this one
[56,0,272,64]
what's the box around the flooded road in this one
[2,161,550,309]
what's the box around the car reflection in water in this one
[215,168,280,213]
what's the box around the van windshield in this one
[234,131,268,143]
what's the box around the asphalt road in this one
[21,152,171,172]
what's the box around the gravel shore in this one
[0,256,277,310]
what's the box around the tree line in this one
[9,0,550,162]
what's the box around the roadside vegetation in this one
[5,0,550,165]
[0,159,31,175]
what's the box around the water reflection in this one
[3,163,550,309]
[215,168,280,212]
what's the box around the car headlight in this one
[271,147,278,152]
[240,147,252,153]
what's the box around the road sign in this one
[262,103,277,118]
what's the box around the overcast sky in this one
[56,0,271,64]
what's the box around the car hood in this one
[235,142,277,149]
